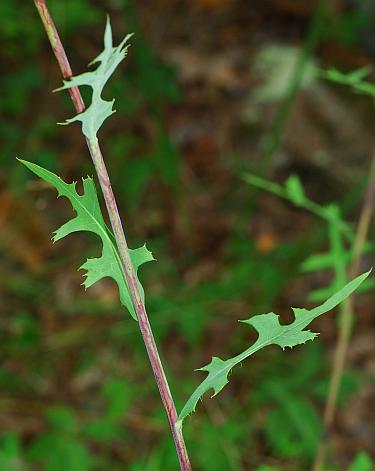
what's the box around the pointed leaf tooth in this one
[119,33,134,51]
[104,15,112,49]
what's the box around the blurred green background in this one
[1,0,375,469]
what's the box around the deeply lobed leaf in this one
[19,159,153,320]
[178,271,370,424]
[56,17,133,141]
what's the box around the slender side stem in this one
[258,1,326,175]
[33,2,192,469]
[312,150,375,471]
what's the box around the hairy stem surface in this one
[33,1,191,469]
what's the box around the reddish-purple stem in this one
[32,1,192,469]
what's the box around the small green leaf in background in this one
[265,392,321,459]
[243,172,351,233]
[9,311,40,351]
[0,433,24,471]
[322,66,371,86]
[19,159,154,319]
[46,407,78,433]
[285,175,306,206]
[148,131,180,185]
[49,0,101,35]
[347,452,373,471]
[195,419,246,471]
[178,271,370,423]
[28,435,92,471]
[28,407,92,471]
[83,378,132,442]
[102,377,132,421]
[322,66,375,100]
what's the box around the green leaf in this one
[19,159,154,320]
[243,173,351,235]
[322,66,375,100]
[178,271,370,424]
[0,433,23,471]
[348,452,373,471]
[56,17,133,141]
[301,251,351,272]
[46,407,78,433]
[285,175,306,206]
[264,391,321,458]
[28,435,92,471]
[102,378,131,421]
[322,66,372,86]
[83,419,122,442]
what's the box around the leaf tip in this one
[104,15,113,49]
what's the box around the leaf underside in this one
[56,17,133,141]
[178,271,370,424]
[19,159,153,320]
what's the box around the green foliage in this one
[326,9,370,47]
[243,173,350,234]
[178,272,369,424]
[57,17,133,141]
[322,67,375,99]
[21,379,133,470]
[121,0,181,108]
[83,378,131,442]
[49,0,101,35]
[131,38,181,105]
[264,385,321,459]
[19,159,154,319]
[348,452,374,471]
[5,5,373,470]
[0,433,24,471]
[255,345,322,460]
[0,0,101,57]
[253,341,361,463]
[28,407,92,471]
[304,204,348,302]
[244,128,373,467]
[0,66,42,116]
[0,3,42,56]
[194,419,246,471]
[7,311,40,352]
[244,173,375,301]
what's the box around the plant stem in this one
[32,2,192,469]
[312,150,375,471]
[258,0,326,175]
